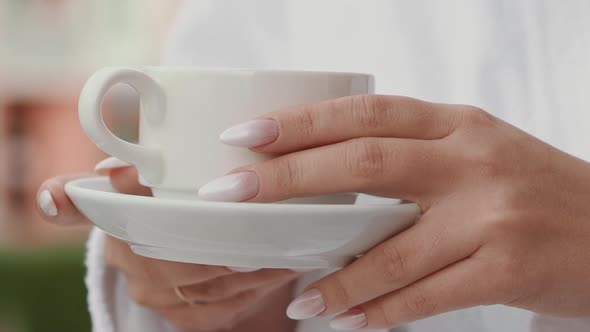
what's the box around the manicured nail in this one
[198,172,259,202]
[286,289,326,320]
[219,119,279,148]
[330,309,367,330]
[94,157,132,174]
[38,190,58,217]
[227,266,260,272]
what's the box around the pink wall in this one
[0,97,103,246]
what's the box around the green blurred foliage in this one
[0,246,90,332]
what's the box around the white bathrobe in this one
[85,1,590,331]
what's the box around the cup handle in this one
[78,67,165,184]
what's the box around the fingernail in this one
[94,157,132,174]
[330,309,367,330]
[198,172,259,202]
[286,288,326,320]
[38,190,58,217]
[219,119,279,148]
[227,266,260,272]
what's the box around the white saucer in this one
[66,177,420,269]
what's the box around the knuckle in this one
[350,95,390,130]
[456,134,507,179]
[449,108,504,174]
[450,107,507,161]
[274,157,303,195]
[296,105,320,137]
[402,284,437,318]
[459,106,497,127]
[343,138,387,181]
[478,189,528,238]
[477,199,508,234]
[377,242,406,284]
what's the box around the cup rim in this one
[140,66,373,78]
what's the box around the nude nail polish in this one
[286,289,326,320]
[197,172,259,202]
[330,309,367,330]
[94,157,132,173]
[38,190,58,217]
[219,119,279,148]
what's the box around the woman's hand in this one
[199,95,590,329]
[37,165,298,332]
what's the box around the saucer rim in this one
[65,176,421,268]
[65,177,416,214]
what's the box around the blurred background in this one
[0,1,179,331]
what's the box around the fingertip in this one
[110,167,152,196]
[329,308,367,330]
[286,288,327,320]
[36,174,93,225]
[197,171,259,202]
[37,179,65,221]
[37,189,58,217]
[95,157,132,175]
[219,119,279,149]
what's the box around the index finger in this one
[220,95,464,153]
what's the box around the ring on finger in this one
[174,286,207,306]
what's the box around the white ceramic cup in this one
[79,67,374,199]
